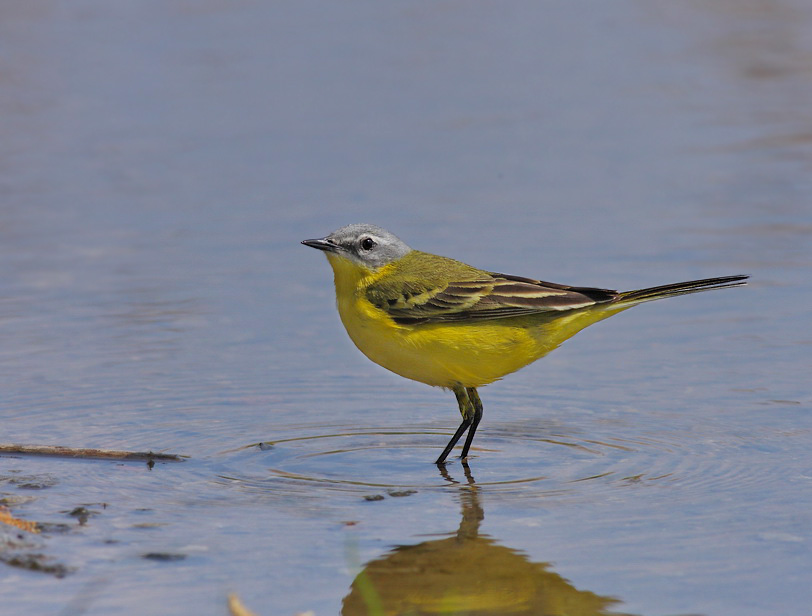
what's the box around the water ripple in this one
[206,417,781,505]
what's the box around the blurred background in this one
[1,2,810,615]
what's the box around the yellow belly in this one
[338,293,621,389]
[341,307,528,387]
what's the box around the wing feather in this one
[366,263,619,325]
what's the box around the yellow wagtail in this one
[302,224,748,465]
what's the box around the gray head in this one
[302,223,412,270]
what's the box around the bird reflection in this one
[342,465,629,616]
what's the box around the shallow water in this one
[1,2,811,615]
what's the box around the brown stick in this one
[0,444,185,462]
[0,506,40,533]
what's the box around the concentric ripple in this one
[207,416,777,504]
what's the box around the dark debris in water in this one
[63,504,107,525]
[1,518,73,578]
[0,552,73,578]
[37,522,72,534]
[0,474,59,490]
[0,498,107,578]
[142,552,187,562]
[0,494,36,507]
[387,490,417,498]
[364,490,418,501]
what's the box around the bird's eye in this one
[360,237,376,251]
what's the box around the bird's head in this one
[302,224,412,273]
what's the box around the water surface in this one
[1,2,810,615]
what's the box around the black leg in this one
[435,386,485,465]
[459,387,483,461]
[435,418,471,465]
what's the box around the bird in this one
[302,223,747,465]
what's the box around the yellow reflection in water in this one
[342,466,627,616]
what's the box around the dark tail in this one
[615,275,749,305]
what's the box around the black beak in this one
[301,237,339,253]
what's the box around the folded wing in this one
[367,272,619,325]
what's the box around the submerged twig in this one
[0,506,39,534]
[0,444,185,462]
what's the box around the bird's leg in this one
[435,385,475,465]
[459,387,483,461]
